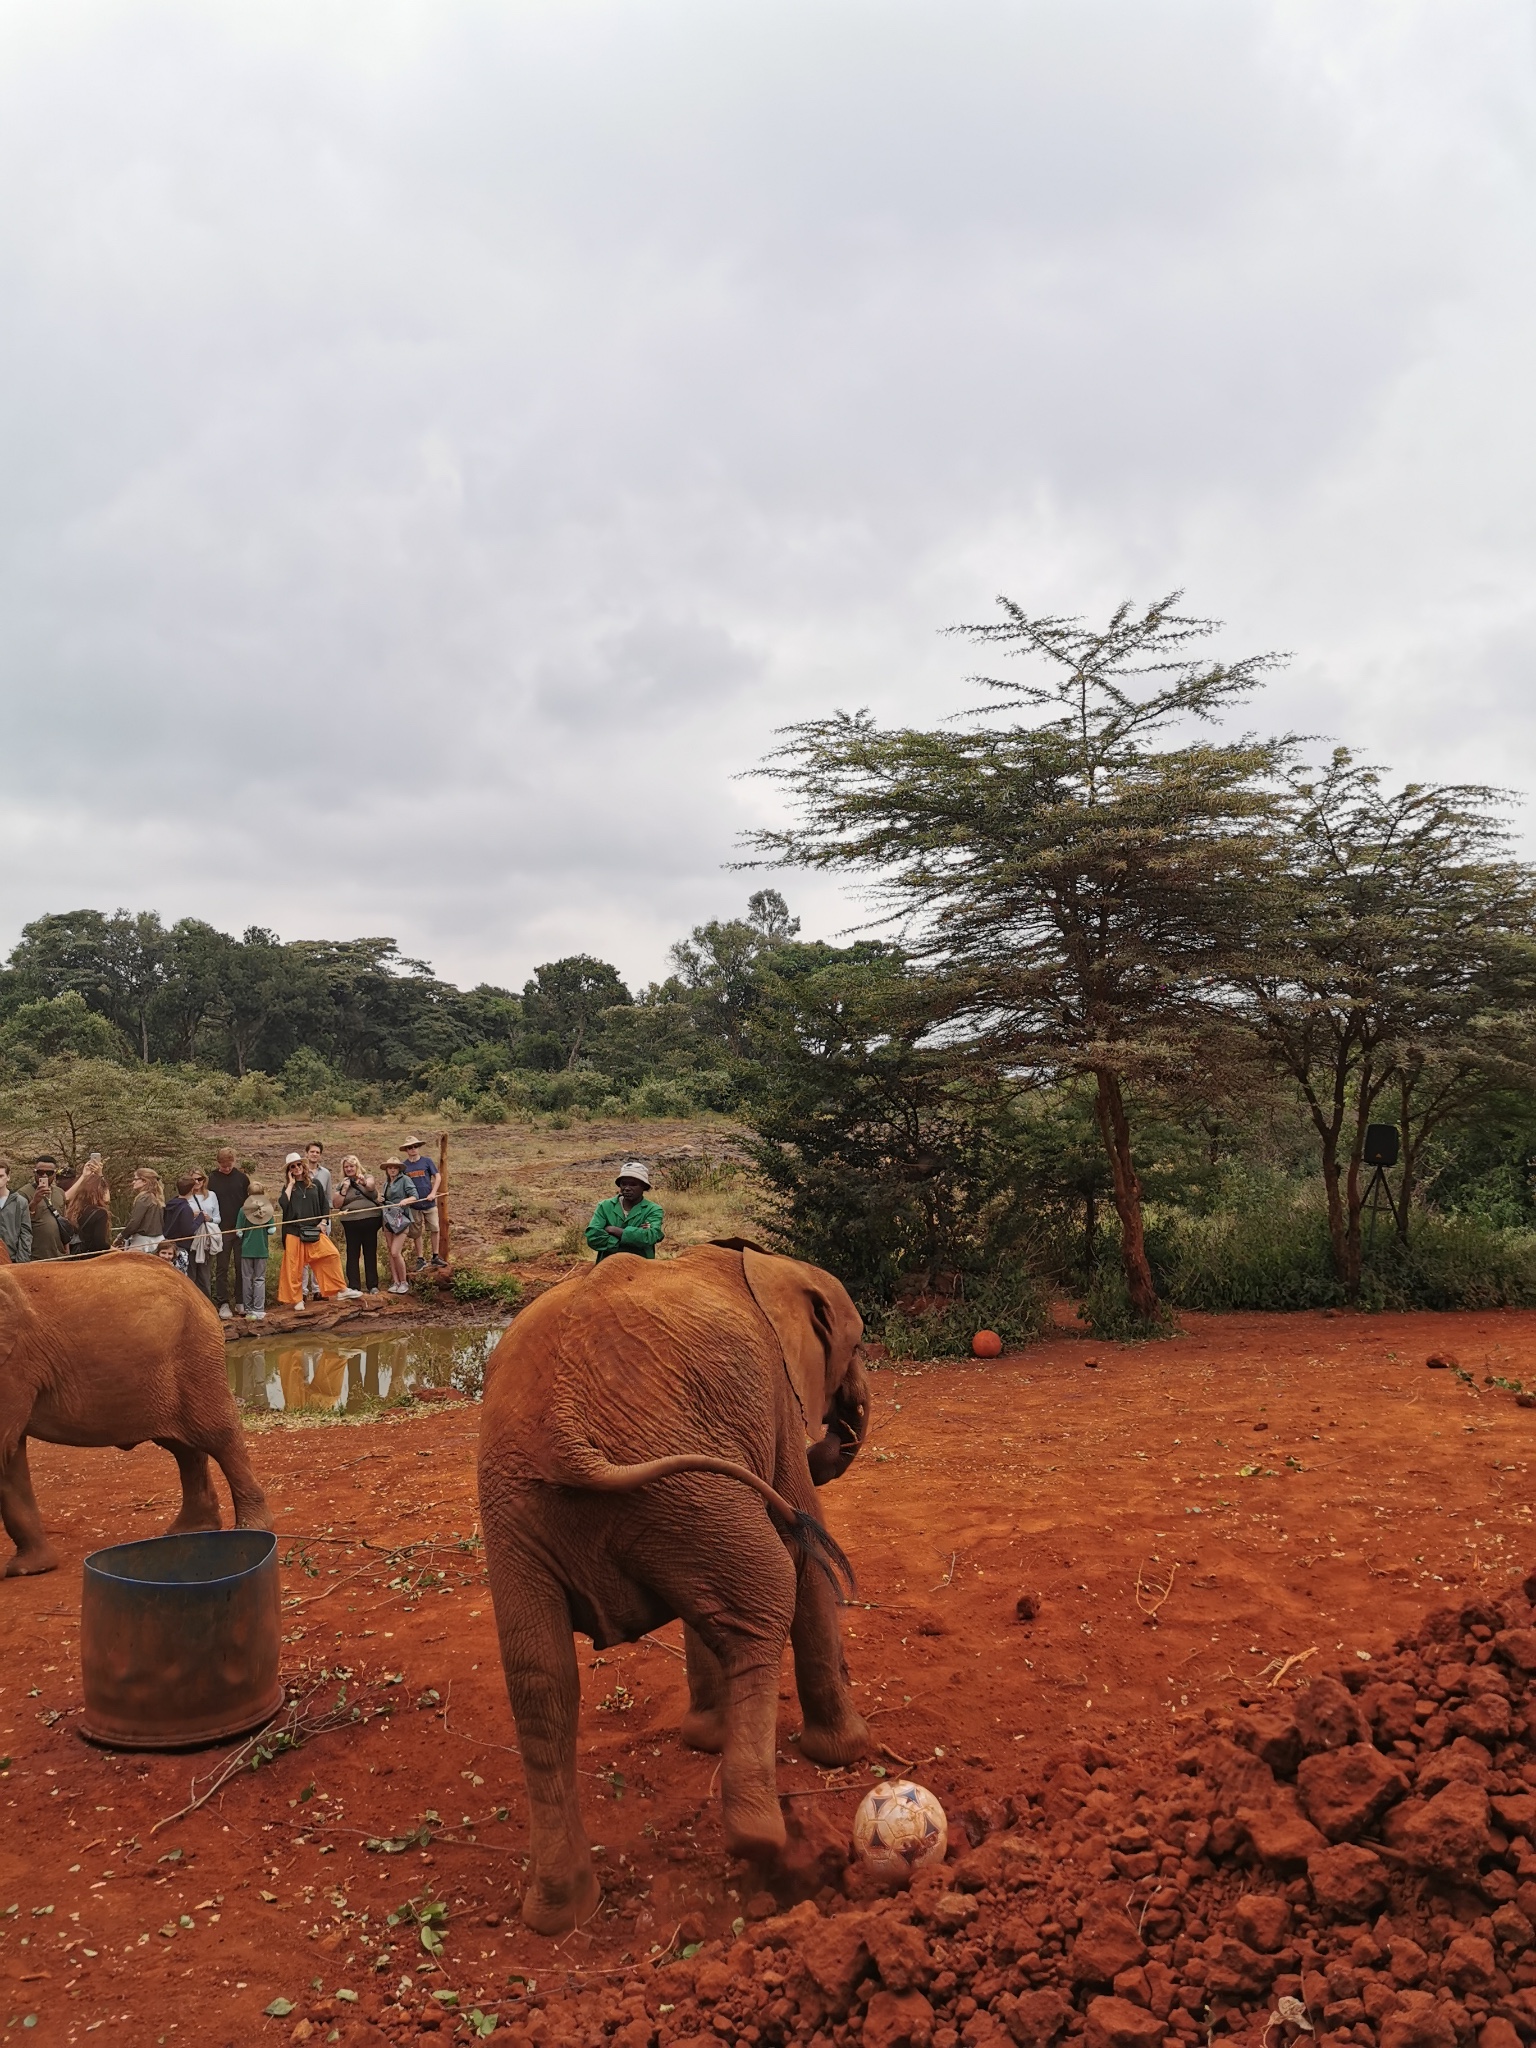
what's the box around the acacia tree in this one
[1239,751,1536,1293]
[752,594,1286,1320]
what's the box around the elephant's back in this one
[12,1251,220,1351]
[481,1249,770,1472]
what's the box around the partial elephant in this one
[1,1256,271,1577]
[476,1240,872,1934]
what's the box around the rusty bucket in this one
[78,1530,284,1750]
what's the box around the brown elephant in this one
[477,1240,872,1935]
[1,1256,271,1577]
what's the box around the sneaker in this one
[234,1305,246,1317]
[430,1256,447,1269]
[219,1303,232,1320]
[390,1282,410,1294]
[292,1300,307,1314]
[338,1288,363,1299]
[249,1309,266,1321]
[415,1258,428,1272]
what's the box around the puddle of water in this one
[227,1323,504,1415]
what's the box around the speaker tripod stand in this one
[1363,1162,1402,1241]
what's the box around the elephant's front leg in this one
[492,1567,600,1936]
[1,1438,60,1578]
[791,1536,870,1767]
[680,1626,726,1753]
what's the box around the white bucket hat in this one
[616,1160,651,1187]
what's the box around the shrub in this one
[871,1270,1049,1360]
[1075,1166,1536,1322]
[659,1155,741,1194]
[449,1269,523,1306]
[630,1077,698,1119]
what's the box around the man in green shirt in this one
[585,1161,665,1263]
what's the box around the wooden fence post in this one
[437,1133,451,1270]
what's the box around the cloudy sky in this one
[3,0,1532,993]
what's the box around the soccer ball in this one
[851,1778,948,1879]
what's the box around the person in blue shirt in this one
[399,1137,445,1270]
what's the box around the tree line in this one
[3,593,1534,1330]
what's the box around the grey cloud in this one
[1,0,1532,991]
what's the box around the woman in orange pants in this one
[277,1152,354,1311]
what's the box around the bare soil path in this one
[3,1307,1534,2044]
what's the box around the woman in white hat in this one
[583,1161,664,1263]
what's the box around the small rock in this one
[1490,1903,1535,1953]
[1388,1938,1430,1987]
[1380,1990,1460,2048]
[1450,1694,1513,1744]
[931,1893,978,1934]
[863,1988,936,2048]
[1477,2020,1522,2048]
[1426,1354,1457,1371]
[1005,1990,1072,2048]
[1296,1742,1407,1841]
[1383,1779,1495,1885]
[1441,1936,1499,1997]
[1307,1843,1390,1918]
[1233,1894,1293,1954]
[1233,1710,1303,1778]
[1295,1676,1370,1753]
[1084,1996,1165,2048]
[1016,1592,1041,1624]
[1496,1629,1536,1674]
[745,1891,777,1922]
[1070,1910,1148,1984]
[1240,1790,1329,1865]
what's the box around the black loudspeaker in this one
[1364,1124,1401,1168]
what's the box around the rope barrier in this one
[31,1192,435,1259]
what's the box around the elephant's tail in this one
[552,1446,856,1599]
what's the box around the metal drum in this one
[79,1530,284,1749]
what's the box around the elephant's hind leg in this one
[158,1440,222,1533]
[651,1505,797,1862]
[680,1627,726,1753]
[791,1542,871,1767]
[205,1423,271,1531]
[492,1564,600,1936]
[1,1439,60,1577]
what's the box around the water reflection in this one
[227,1325,502,1414]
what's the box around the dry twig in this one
[1134,1559,1179,1623]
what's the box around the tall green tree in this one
[669,889,802,1057]
[4,908,167,1059]
[521,956,631,1069]
[752,594,1286,1319]
[742,940,1035,1301]
[1240,751,1536,1293]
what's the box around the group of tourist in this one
[0,1137,444,1318]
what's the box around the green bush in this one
[1075,1167,1536,1321]
[630,1076,699,1119]
[449,1268,523,1306]
[871,1270,1049,1360]
[659,1154,741,1193]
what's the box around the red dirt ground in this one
[4,1307,1536,2046]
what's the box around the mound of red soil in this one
[391,1575,1536,2048]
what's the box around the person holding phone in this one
[334,1154,383,1295]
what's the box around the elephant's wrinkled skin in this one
[477,1242,872,1934]
[0,1257,271,1575]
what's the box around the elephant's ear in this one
[741,1248,862,1446]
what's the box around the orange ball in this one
[971,1328,1003,1358]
